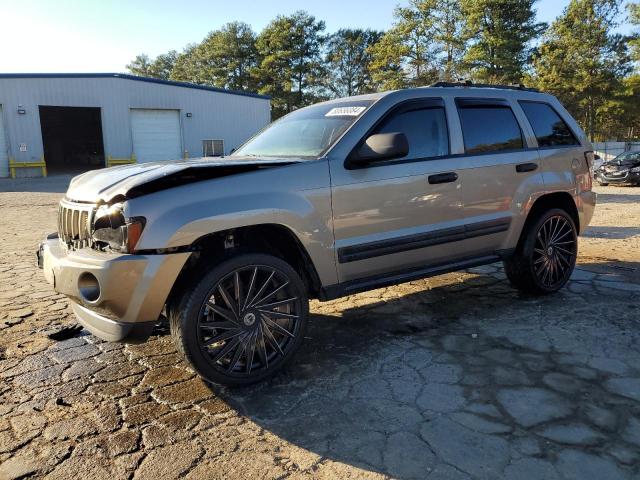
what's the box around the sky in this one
[0,0,634,73]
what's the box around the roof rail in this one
[429,81,539,92]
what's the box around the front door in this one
[329,99,472,283]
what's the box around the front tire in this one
[504,209,577,294]
[170,253,309,386]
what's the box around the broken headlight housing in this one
[91,203,145,253]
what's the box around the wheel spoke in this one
[533,256,546,265]
[555,245,575,256]
[257,308,298,319]
[551,222,570,243]
[234,271,244,313]
[247,270,275,308]
[556,252,572,270]
[243,267,258,310]
[217,284,238,318]
[206,302,238,323]
[245,330,258,373]
[255,323,269,369]
[204,328,243,346]
[256,297,298,310]
[548,218,560,244]
[211,335,242,362]
[251,280,290,308]
[200,320,238,330]
[227,335,248,372]
[262,315,295,338]
[553,228,573,243]
[262,320,285,355]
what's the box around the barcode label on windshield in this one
[325,106,367,117]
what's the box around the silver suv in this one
[38,83,596,385]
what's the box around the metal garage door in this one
[130,109,182,163]
[0,106,8,177]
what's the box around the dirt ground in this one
[0,178,639,479]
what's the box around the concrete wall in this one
[0,75,270,177]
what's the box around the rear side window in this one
[519,101,579,147]
[374,105,449,160]
[456,100,524,154]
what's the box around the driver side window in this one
[373,104,449,161]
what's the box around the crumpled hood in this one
[66,156,302,203]
[600,156,640,170]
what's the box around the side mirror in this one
[347,132,409,168]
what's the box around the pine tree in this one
[325,29,383,97]
[255,11,326,117]
[461,0,544,84]
[532,0,630,140]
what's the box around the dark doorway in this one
[39,106,105,174]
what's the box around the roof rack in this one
[429,81,539,92]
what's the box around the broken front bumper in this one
[38,235,190,343]
[595,170,640,185]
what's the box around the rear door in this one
[330,98,473,283]
[454,97,542,255]
[130,109,182,163]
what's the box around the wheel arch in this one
[514,192,580,255]
[167,223,324,309]
[526,192,580,232]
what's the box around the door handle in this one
[428,172,458,184]
[516,162,538,173]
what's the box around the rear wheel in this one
[504,209,577,294]
[170,253,308,386]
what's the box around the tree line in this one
[127,0,640,141]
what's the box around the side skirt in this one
[319,250,513,301]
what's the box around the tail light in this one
[584,151,594,169]
[579,151,593,191]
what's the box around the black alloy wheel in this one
[531,214,577,290]
[504,208,578,294]
[170,253,308,386]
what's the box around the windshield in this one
[615,152,640,164]
[233,100,374,158]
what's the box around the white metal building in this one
[0,73,271,178]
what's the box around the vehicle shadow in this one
[206,263,640,479]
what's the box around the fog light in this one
[78,272,100,302]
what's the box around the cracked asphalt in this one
[1,177,639,479]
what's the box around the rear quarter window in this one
[519,101,579,147]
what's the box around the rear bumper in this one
[38,236,190,342]
[577,190,596,234]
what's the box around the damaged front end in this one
[58,157,299,254]
[594,153,640,186]
[57,199,144,254]
[91,203,146,253]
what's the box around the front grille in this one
[58,200,95,248]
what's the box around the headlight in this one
[91,203,145,253]
[630,166,640,173]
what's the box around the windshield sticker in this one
[325,106,367,117]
